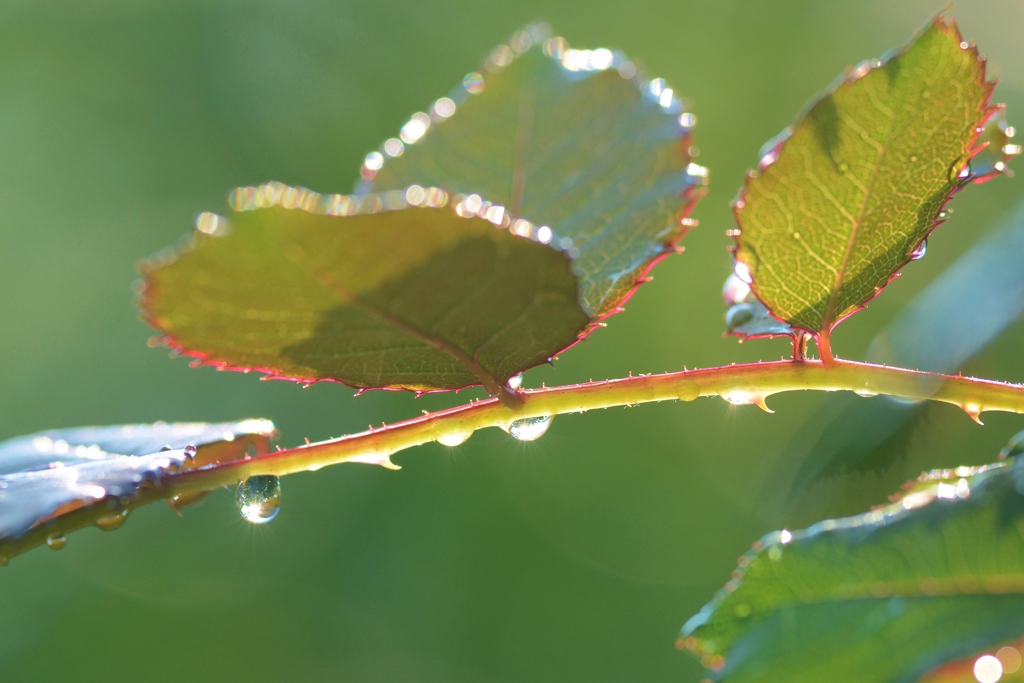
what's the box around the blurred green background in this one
[2,1,1024,680]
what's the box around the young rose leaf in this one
[0,420,275,563]
[142,199,590,397]
[363,24,706,319]
[733,15,1011,361]
[680,457,1024,683]
[773,200,1024,495]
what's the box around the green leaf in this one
[0,419,275,563]
[680,459,1024,683]
[142,196,590,395]
[363,24,706,318]
[733,15,1002,358]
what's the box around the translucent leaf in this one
[681,453,1024,683]
[0,419,275,563]
[733,15,1009,355]
[773,199,1024,494]
[364,23,706,318]
[142,198,590,397]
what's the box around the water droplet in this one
[96,509,129,531]
[975,654,1003,683]
[676,379,700,402]
[734,603,752,618]
[384,137,405,157]
[363,151,384,171]
[195,212,228,236]
[837,162,849,173]
[437,428,474,447]
[910,155,918,162]
[463,72,485,94]
[722,273,751,307]
[507,415,552,441]
[432,97,456,118]
[910,239,927,260]
[400,112,431,144]
[236,475,281,524]
[950,159,972,182]
[726,303,755,330]
[996,646,1021,674]
[46,532,67,550]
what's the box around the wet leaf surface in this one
[734,16,1004,348]
[142,201,590,395]
[366,24,705,318]
[0,420,275,562]
[682,454,1024,683]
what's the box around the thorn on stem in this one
[962,403,984,425]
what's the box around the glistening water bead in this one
[507,415,552,441]
[236,475,281,524]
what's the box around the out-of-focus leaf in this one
[917,635,1024,681]
[0,419,275,563]
[773,198,1024,495]
[142,195,590,396]
[364,23,706,319]
[733,15,1003,352]
[681,455,1024,683]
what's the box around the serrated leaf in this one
[364,24,705,319]
[0,420,275,562]
[734,16,1003,358]
[770,199,1024,496]
[142,200,590,395]
[680,456,1024,683]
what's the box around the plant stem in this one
[163,359,1024,496]
[5,358,1023,563]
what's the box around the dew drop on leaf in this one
[46,532,66,550]
[507,415,552,441]
[236,475,281,524]
[726,303,756,330]
[722,273,751,307]
[910,239,927,261]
